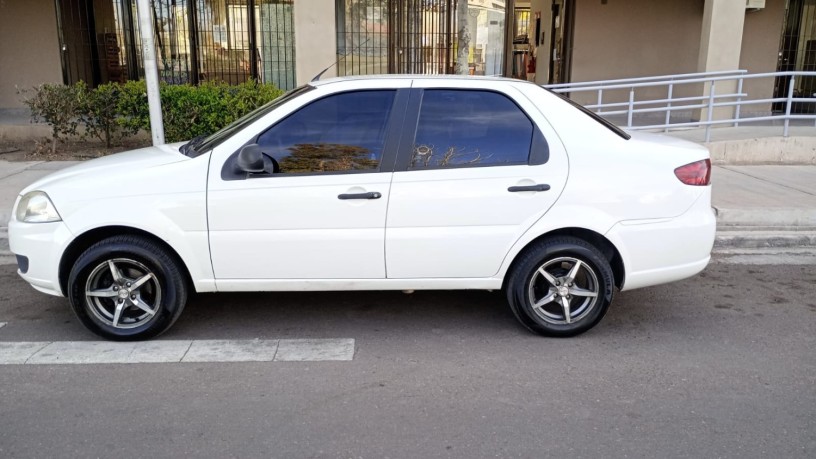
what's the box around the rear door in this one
[385,80,569,279]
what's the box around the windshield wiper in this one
[179,135,207,157]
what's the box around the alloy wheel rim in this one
[84,258,162,329]
[527,256,600,325]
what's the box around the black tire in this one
[67,235,188,341]
[505,236,615,337]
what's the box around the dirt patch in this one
[0,138,151,162]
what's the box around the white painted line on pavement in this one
[26,340,193,364]
[182,339,279,363]
[0,339,355,365]
[0,342,49,364]
[276,338,355,361]
[0,322,6,330]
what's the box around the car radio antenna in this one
[311,38,371,82]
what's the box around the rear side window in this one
[410,90,534,169]
[256,90,396,174]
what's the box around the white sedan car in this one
[9,76,715,340]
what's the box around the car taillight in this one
[674,159,711,186]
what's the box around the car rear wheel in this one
[506,236,615,337]
[67,235,188,341]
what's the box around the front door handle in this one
[338,191,382,200]
[508,184,551,192]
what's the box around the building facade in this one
[1,0,815,115]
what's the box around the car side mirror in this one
[236,144,265,174]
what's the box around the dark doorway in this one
[774,0,816,112]
[55,0,101,86]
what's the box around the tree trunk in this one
[455,1,470,75]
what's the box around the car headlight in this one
[15,191,62,223]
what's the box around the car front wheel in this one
[506,236,615,337]
[67,235,188,341]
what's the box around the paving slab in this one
[0,161,43,179]
[712,166,816,208]
[722,165,816,195]
[712,165,816,227]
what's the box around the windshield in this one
[188,84,315,157]
[547,89,631,140]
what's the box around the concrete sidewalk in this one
[0,160,815,248]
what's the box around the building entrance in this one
[336,0,507,76]
[55,0,297,89]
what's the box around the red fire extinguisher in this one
[526,54,537,75]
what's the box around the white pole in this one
[135,0,165,145]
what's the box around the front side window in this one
[256,90,396,174]
[411,90,534,169]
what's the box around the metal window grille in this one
[55,0,296,89]
[514,8,529,39]
[336,0,505,77]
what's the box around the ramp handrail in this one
[544,70,816,141]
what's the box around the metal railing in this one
[545,70,816,142]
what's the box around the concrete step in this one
[713,230,816,249]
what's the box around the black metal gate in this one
[774,0,816,112]
[54,0,297,89]
[336,0,472,76]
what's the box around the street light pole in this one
[135,0,165,145]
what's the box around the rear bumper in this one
[607,188,716,291]
[8,219,73,297]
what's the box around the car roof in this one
[309,74,532,87]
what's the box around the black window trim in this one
[547,89,631,140]
[221,88,411,181]
[393,87,549,173]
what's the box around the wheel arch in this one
[58,226,195,296]
[502,227,625,290]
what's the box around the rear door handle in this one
[508,184,551,193]
[338,191,382,200]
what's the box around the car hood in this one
[20,143,188,196]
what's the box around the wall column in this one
[697,0,746,121]
[294,0,338,85]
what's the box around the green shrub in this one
[77,82,139,148]
[21,79,285,152]
[116,79,284,143]
[19,83,82,155]
[116,80,151,137]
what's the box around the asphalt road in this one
[0,257,814,459]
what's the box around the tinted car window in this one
[411,90,534,169]
[193,85,314,156]
[257,90,396,174]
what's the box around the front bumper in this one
[8,218,74,297]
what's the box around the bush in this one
[19,83,82,155]
[77,82,139,148]
[117,79,284,143]
[21,79,285,151]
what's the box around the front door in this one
[207,88,406,281]
[385,81,568,279]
